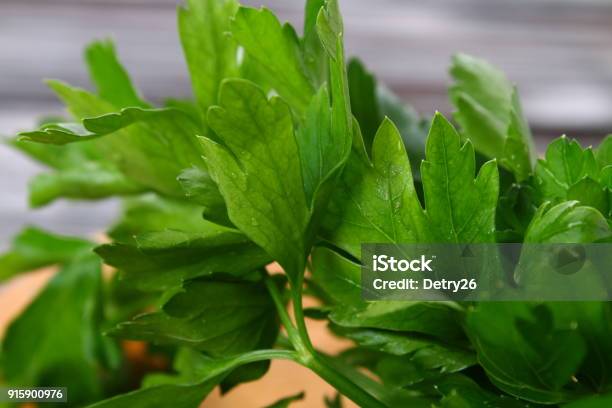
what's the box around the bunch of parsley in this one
[1,0,612,407]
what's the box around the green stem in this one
[228,349,299,366]
[265,271,385,408]
[263,275,301,346]
[291,274,315,353]
[291,274,385,408]
[305,354,387,408]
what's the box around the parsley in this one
[2,0,612,407]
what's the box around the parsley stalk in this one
[264,273,385,408]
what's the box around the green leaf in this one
[322,118,424,258]
[331,325,469,357]
[322,113,498,261]
[11,135,85,169]
[11,115,108,173]
[420,113,499,243]
[564,394,612,408]
[316,0,352,168]
[231,7,314,113]
[315,0,342,58]
[302,0,327,87]
[178,0,238,123]
[330,301,464,341]
[313,248,465,342]
[142,348,219,388]
[331,325,475,387]
[164,98,203,126]
[88,381,217,408]
[546,303,612,395]
[296,86,352,221]
[264,392,305,408]
[450,53,535,181]
[496,181,539,242]
[28,162,145,207]
[601,165,612,188]
[89,349,295,408]
[375,346,475,387]
[377,86,429,178]
[219,360,271,393]
[96,228,270,291]
[595,135,612,169]
[524,201,611,243]
[108,278,279,356]
[19,122,101,144]
[2,252,109,405]
[84,39,149,108]
[108,195,210,242]
[0,227,92,281]
[466,303,587,404]
[201,79,310,281]
[104,272,158,325]
[299,0,353,227]
[178,166,230,226]
[536,136,600,201]
[567,177,609,216]
[82,107,206,196]
[337,57,431,183]
[347,58,380,150]
[346,57,428,174]
[142,347,269,396]
[34,81,204,196]
[536,136,598,191]
[320,354,435,408]
[311,246,361,305]
[598,166,612,219]
[436,374,531,408]
[47,79,118,120]
[297,86,336,206]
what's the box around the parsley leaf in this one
[0,227,92,281]
[2,252,112,405]
[85,40,149,108]
[535,136,610,215]
[420,113,499,243]
[323,113,499,259]
[89,348,293,408]
[178,0,238,125]
[322,118,423,258]
[96,228,270,291]
[28,162,145,207]
[525,201,610,243]
[466,303,586,404]
[108,278,278,356]
[201,80,310,281]
[536,136,599,199]
[231,6,314,114]
[450,54,536,181]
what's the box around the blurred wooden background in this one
[1,0,612,244]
